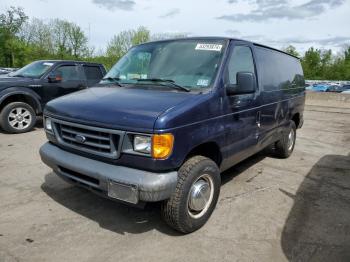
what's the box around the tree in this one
[301,47,322,79]
[105,26,150,68]
[15,17,89,62]
[19,18,54,60]
[0,6,90,65]
[51,19,72,59]
[68,23,89,58]
[0,6,28,66]
[344,46,350,62]
[342,46,350,80]
[283,45,300,58]
[131,26,150,46]
[106,31,133,59]
[48,19,90,59]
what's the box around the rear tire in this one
[0,102,36,133]
[274,121,296,158]
[161,156,221,233]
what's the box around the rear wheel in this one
[0,102,36,133]
[274,121,296,158]
[161,156,221,233]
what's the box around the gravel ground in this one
[0,102,349,262]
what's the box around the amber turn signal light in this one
[152,133,174,159]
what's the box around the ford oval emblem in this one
[75,134,86,144]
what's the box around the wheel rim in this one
[287,129,295,151]
[8,107,32,130]
[187,174,214,219]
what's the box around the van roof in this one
[137,36,300,60]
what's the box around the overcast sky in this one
[1,0,349,53]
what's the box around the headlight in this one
[133,135,151,154]
[131,133,174,159]
[45,118,53,132]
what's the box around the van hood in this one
[45,87,196,132]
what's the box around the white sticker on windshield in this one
[197,79,209,86]
[43,62,54,66]
[195,43,223,52]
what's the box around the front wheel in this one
[161,156,221,233]
[0,102,36,133]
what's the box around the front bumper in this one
[39,142,178,203]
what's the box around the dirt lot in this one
[0,98,350,262]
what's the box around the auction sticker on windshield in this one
[195,43,223,52]
[197,79,209,86]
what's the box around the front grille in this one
[60,124,112,153]
[51,119,124,159]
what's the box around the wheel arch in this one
[291,112,301,129]
[185,141,223,168]
[0,89,42,114]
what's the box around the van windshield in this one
[101,39,227,90]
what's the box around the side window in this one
[83,66,103,81]
[227,46,255,85]
[54,65,80,81]
[255,46,305,91]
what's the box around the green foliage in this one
[302,47,322,79]
[105,26,150,69]
[344,46,350,61]
[283,45,300,58]
[0,7,90,67]
[0,6,349,80]
[282,44,350,80]
[299,46,350,80]
[0,6,28,67]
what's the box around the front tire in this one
[161,156,221,233]
[0,102,36,133]
[274,121,296,158]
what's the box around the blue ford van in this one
[39,37,305,233]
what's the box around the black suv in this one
[0,60,106,133]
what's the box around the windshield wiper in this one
[101,77,123,87]
[12,74,25,77]
[135,78,190,92]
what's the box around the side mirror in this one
[48,72,62,83]
[226,72,256,96]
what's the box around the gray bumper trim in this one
[39,142,178,202]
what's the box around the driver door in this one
[222,43,262,167]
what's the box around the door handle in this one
[256,111,261,128]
